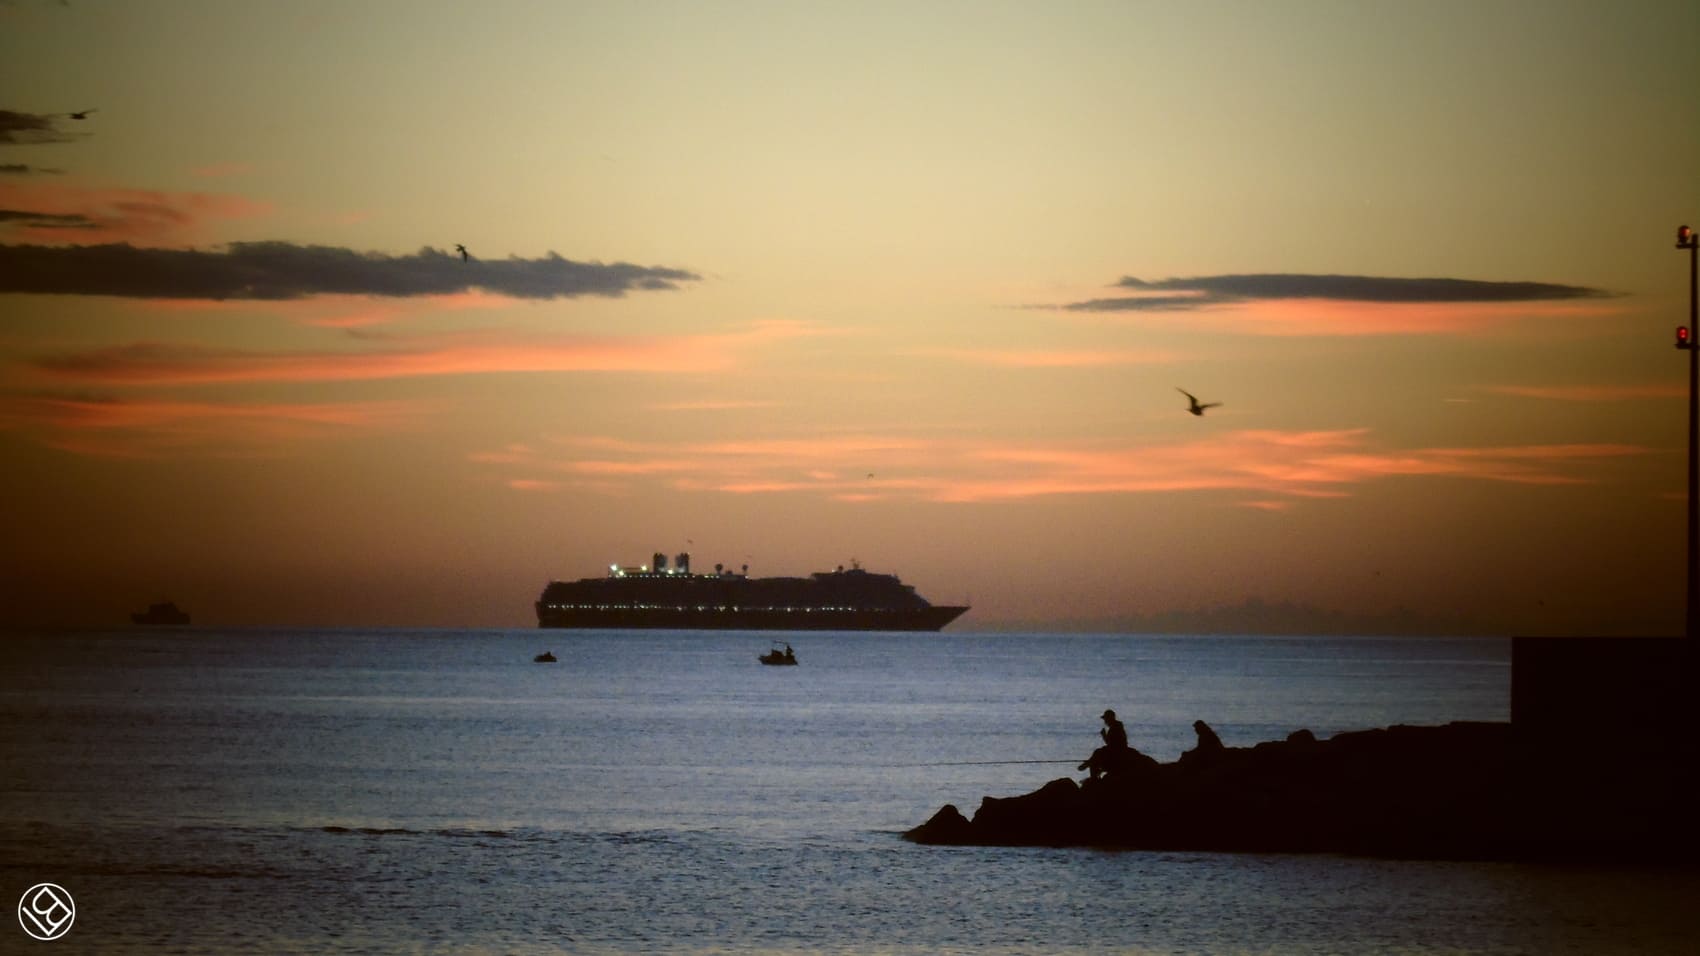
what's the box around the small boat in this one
[534,651,557,663]
[131,601,190,627]
[758,642,797,666]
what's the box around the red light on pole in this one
[1680,326,1692,349]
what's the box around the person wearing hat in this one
[1078,708,1130,780]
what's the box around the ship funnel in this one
[676,552,690,574]
[653,552,667,572]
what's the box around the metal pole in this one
[1683,225,1699,638]
[1689,232,1699,638]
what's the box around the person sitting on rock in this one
[1078,708,1131,780]
[1178,719,1226,768]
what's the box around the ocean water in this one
[0,629,1692,954]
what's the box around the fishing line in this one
[892,759,1079,767]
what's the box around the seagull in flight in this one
[454,243,469,262]
[1177,388,1222,416]
[66,109,97,120]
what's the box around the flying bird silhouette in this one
[67,109,97,120]
[1177,388,1222,416]
[454,243,469,262]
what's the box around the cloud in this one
[29,336,712,385]
[0,241,703,301]
[118,289,516,329]
[1485,384,1685,402]
[1050,284,1622,337]
[26,322,821,387]
[0,163,65,176]
[921,347,1181,368]
[1064,273,1612,313]
[473,428,1648,504]
[507,478,566,492]
[1210,297,1621,336]
[0,109,79,145]
[0,208,95,229]
[0,393,429,458]
[0,182,272,244]
[646,399,781,412]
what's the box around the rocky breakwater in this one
[906,720,1691,861]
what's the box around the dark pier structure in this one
[1510,636,1698,860]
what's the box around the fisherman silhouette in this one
[1079,709,1131,780]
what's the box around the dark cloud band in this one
[1063,273,1610,312]
[0,110,78,145]
[0,241,702,300]
[0,209,96,229]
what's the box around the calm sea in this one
[0,629,1692,954]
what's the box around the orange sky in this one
[3,1,1697,633]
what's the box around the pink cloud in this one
[303,307,403,330]
[30,323,821,387]
[1235,298,1626,336]
[0,181,272,245]
[32,338,716,384]
[476,427,1647,505]
[507,478,564,492]
[1066,297,1624,337]
[0,394,427,458]
[692,436,925,458]
[647,399,781,412]
[468,443,537,465]
[128,289,521,328]
[296,291,513,329]
[565,459,699,476]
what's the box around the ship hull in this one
[535,603,968,631]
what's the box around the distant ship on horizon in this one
[536,552,968,631]
[131,601,191,627]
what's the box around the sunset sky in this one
[3,0,1697,633]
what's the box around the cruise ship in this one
[535,552,968,631]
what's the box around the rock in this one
[904,720,1693,861]
[905,804,973,844]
